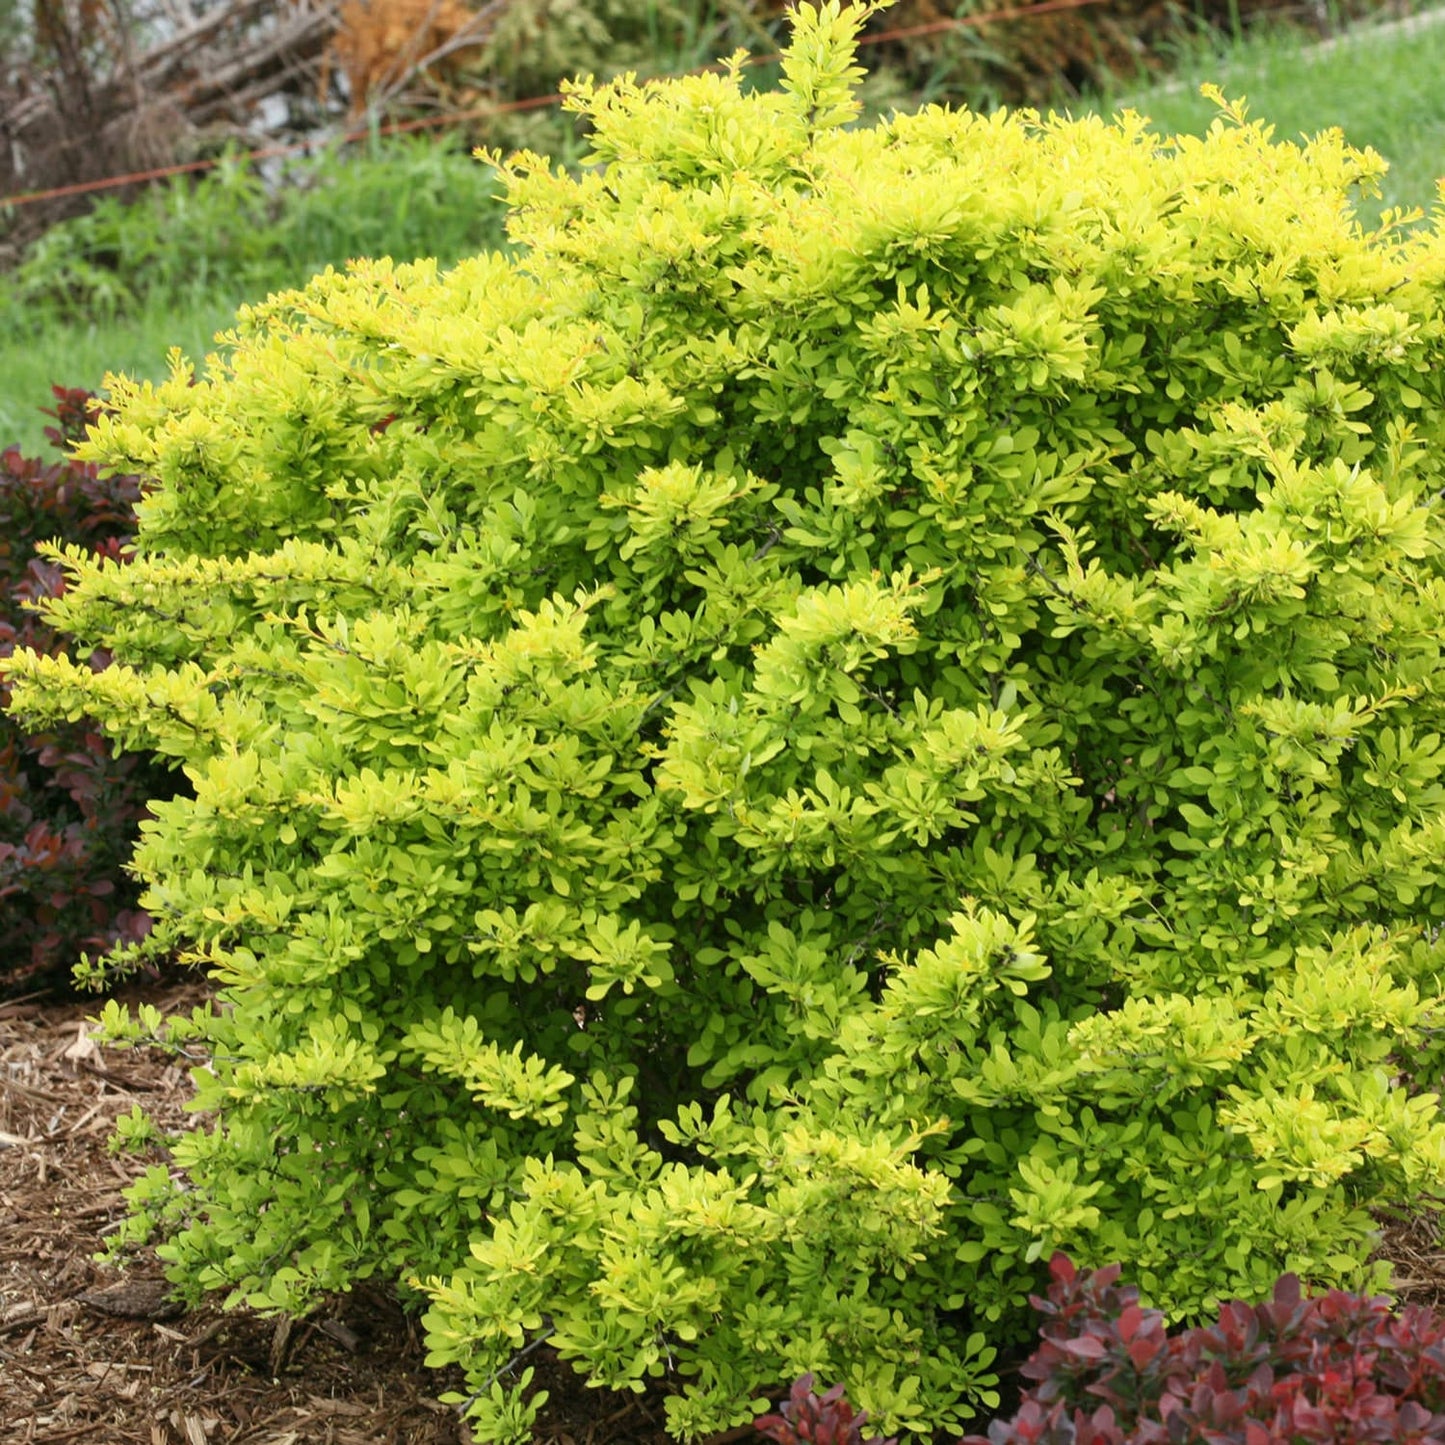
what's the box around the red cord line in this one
[1,0,1111,209]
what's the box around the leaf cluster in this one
[757,1372,900,1445]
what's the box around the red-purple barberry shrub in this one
[963,1253,1445,1444]
[756,1374,900,1445]
[0,386,177,995]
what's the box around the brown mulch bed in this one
[1371,1202,1445,1315]
[0,981,684,1445]
[7,978,1445,1445]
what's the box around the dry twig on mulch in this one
[1371,1202,1445,1316]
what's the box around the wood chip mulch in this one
[8,976,1445,1445]
[0,980,684,1445]
[1372,1201,1445,1315]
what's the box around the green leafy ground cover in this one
[8,0,1445,1438]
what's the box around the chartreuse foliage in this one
[9,1,1445,1438]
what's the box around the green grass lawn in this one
[1077,8,1445,222]
[0,297,246,458]
[1,139,507,456]
[5,9,1444,459]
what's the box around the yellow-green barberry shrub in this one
[11,3,1445,1440]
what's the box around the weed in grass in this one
[263,136,511,277]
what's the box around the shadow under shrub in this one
[0,387,178,997]
[8,1,1445,1439]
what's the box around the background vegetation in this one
[3,3,1442,452]
[1085,7,1445,220]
